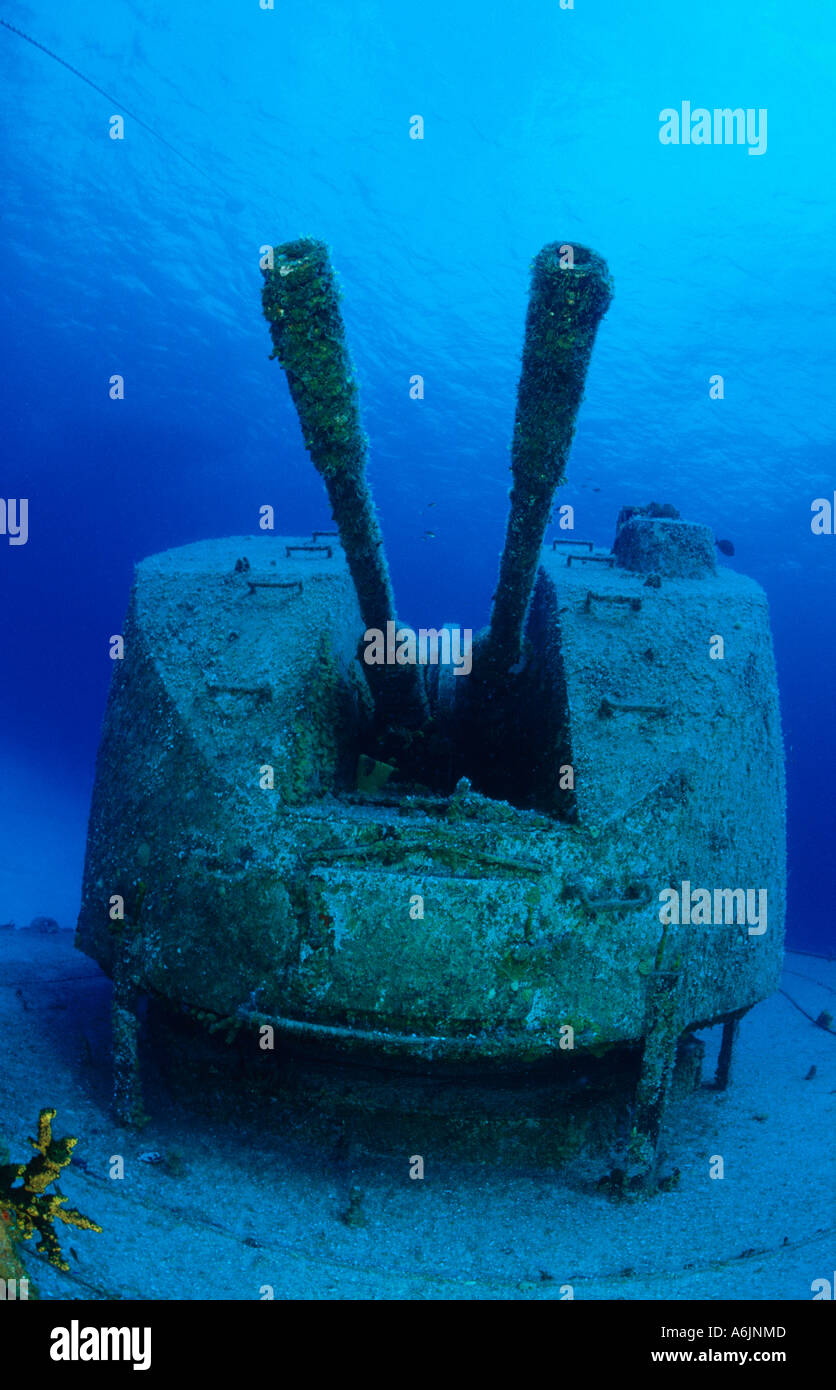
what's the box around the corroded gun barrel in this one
[262,238,427,729]
[486,242,613,672]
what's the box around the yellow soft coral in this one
[0,1108,102,1271]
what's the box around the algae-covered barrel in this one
[261,238,426,731]
[487,242,613,674]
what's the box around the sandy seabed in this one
[1,929,833,1301]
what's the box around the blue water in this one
[1,0,834,951]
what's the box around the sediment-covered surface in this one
[0,929,832,1301]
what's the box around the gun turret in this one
[77,235,786,1187]
[262,238,427,730]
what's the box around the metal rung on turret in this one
[584,591,641,611]
[567,553,615,568]
[285,544,333,559]
[599,696,666,717]
[246,580,304,595]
